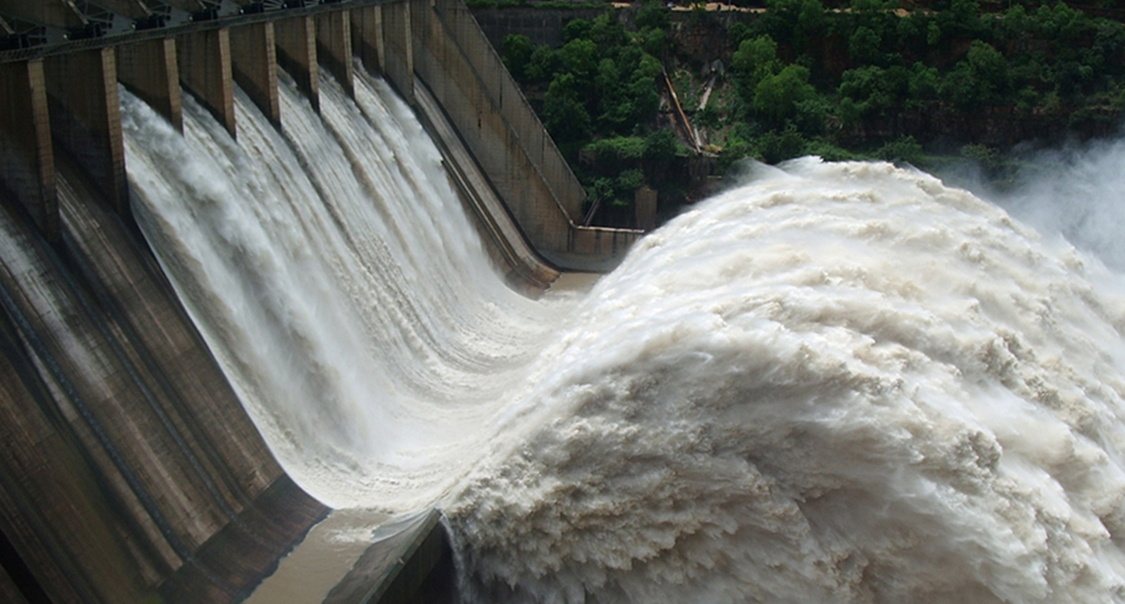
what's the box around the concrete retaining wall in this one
[472,7,607,50]
[408,0,642,267]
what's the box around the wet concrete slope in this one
[0,158,327,604]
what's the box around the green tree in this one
[502,34,535,82]
[544,73,592,145]
[613,168,645,206]
[1034,2,1089,44]
[733,35,781,106]
[756,124,807,163]
[733,35,779,75]
[563,18,592,43]
[941,40,1009,107]
[643,127,679,160]
[590,12,628,52]
[639,27,667,57]
[728,21,753,47]
[560,38,599,81]
[635,1,670,31]
[838,65,908,123]
[795,0,826,48]
[849,26,882,64]
[877,136,924,165]
[525,45,560,83]
[1093,23,1125,77]
[642,128,682,185]
[753,65,816,122]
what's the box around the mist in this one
[976,135,1125,272]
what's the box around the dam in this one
[0,0,639,602]
[7,1,1125,603]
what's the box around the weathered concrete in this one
[276,16,319,113]
[472,6,606,50]
[0,3,654,601]
[410,0,642,265]
[178,28,236,138]
[43,47,129,217]
[0,155,329,604]
[426,0,587,221]
[635,186,657,231]
[381,0,414,103]
[316,10,353,98]
[414,80,559,292]
[231,22,281,126]
[0,59,56,242]
[324,510,455,604]
[351,5,385,76]
[117,37,183,132]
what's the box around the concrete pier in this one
[351,5,386,77]
[276,16,319,113]
[317,10,354,98]
[0,59,56,242]
[231,21,281,127]
[380,0,414,104]
[117,38,183,132]
[178,28,236,138]
[44,47,128,217]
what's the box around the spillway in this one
[123,66,572,513]
[123,64,1125,602]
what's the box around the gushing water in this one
[123,68,567,510]
[123,66,1125,602]
[447,159,1125,603]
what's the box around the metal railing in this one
[0,0,394,63]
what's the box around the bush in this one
[876,136,925,165]
[584,136,647,161]
[635,1,670,31]
[756,125,808,164]
[502,34,535,82]
[643,128,681,160]
[544,73,592,144]
[753,65,816,122]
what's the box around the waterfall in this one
[122,66,569,511]
[123,64,1125,602]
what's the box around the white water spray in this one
[997,138,1125,271]
[122,67,567,511]
[122,63,1125,601]
[448,159,1125,603]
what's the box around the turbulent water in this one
[447,159,1125,603]
[123,66,1125,603]
[123,66,567,511]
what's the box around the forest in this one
[487,0,1125,226]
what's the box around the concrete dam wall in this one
[0,0,640,601]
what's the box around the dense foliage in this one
[497,0,1125,225]
[502,10,689,219]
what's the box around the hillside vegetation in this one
[492,0,1125,225]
